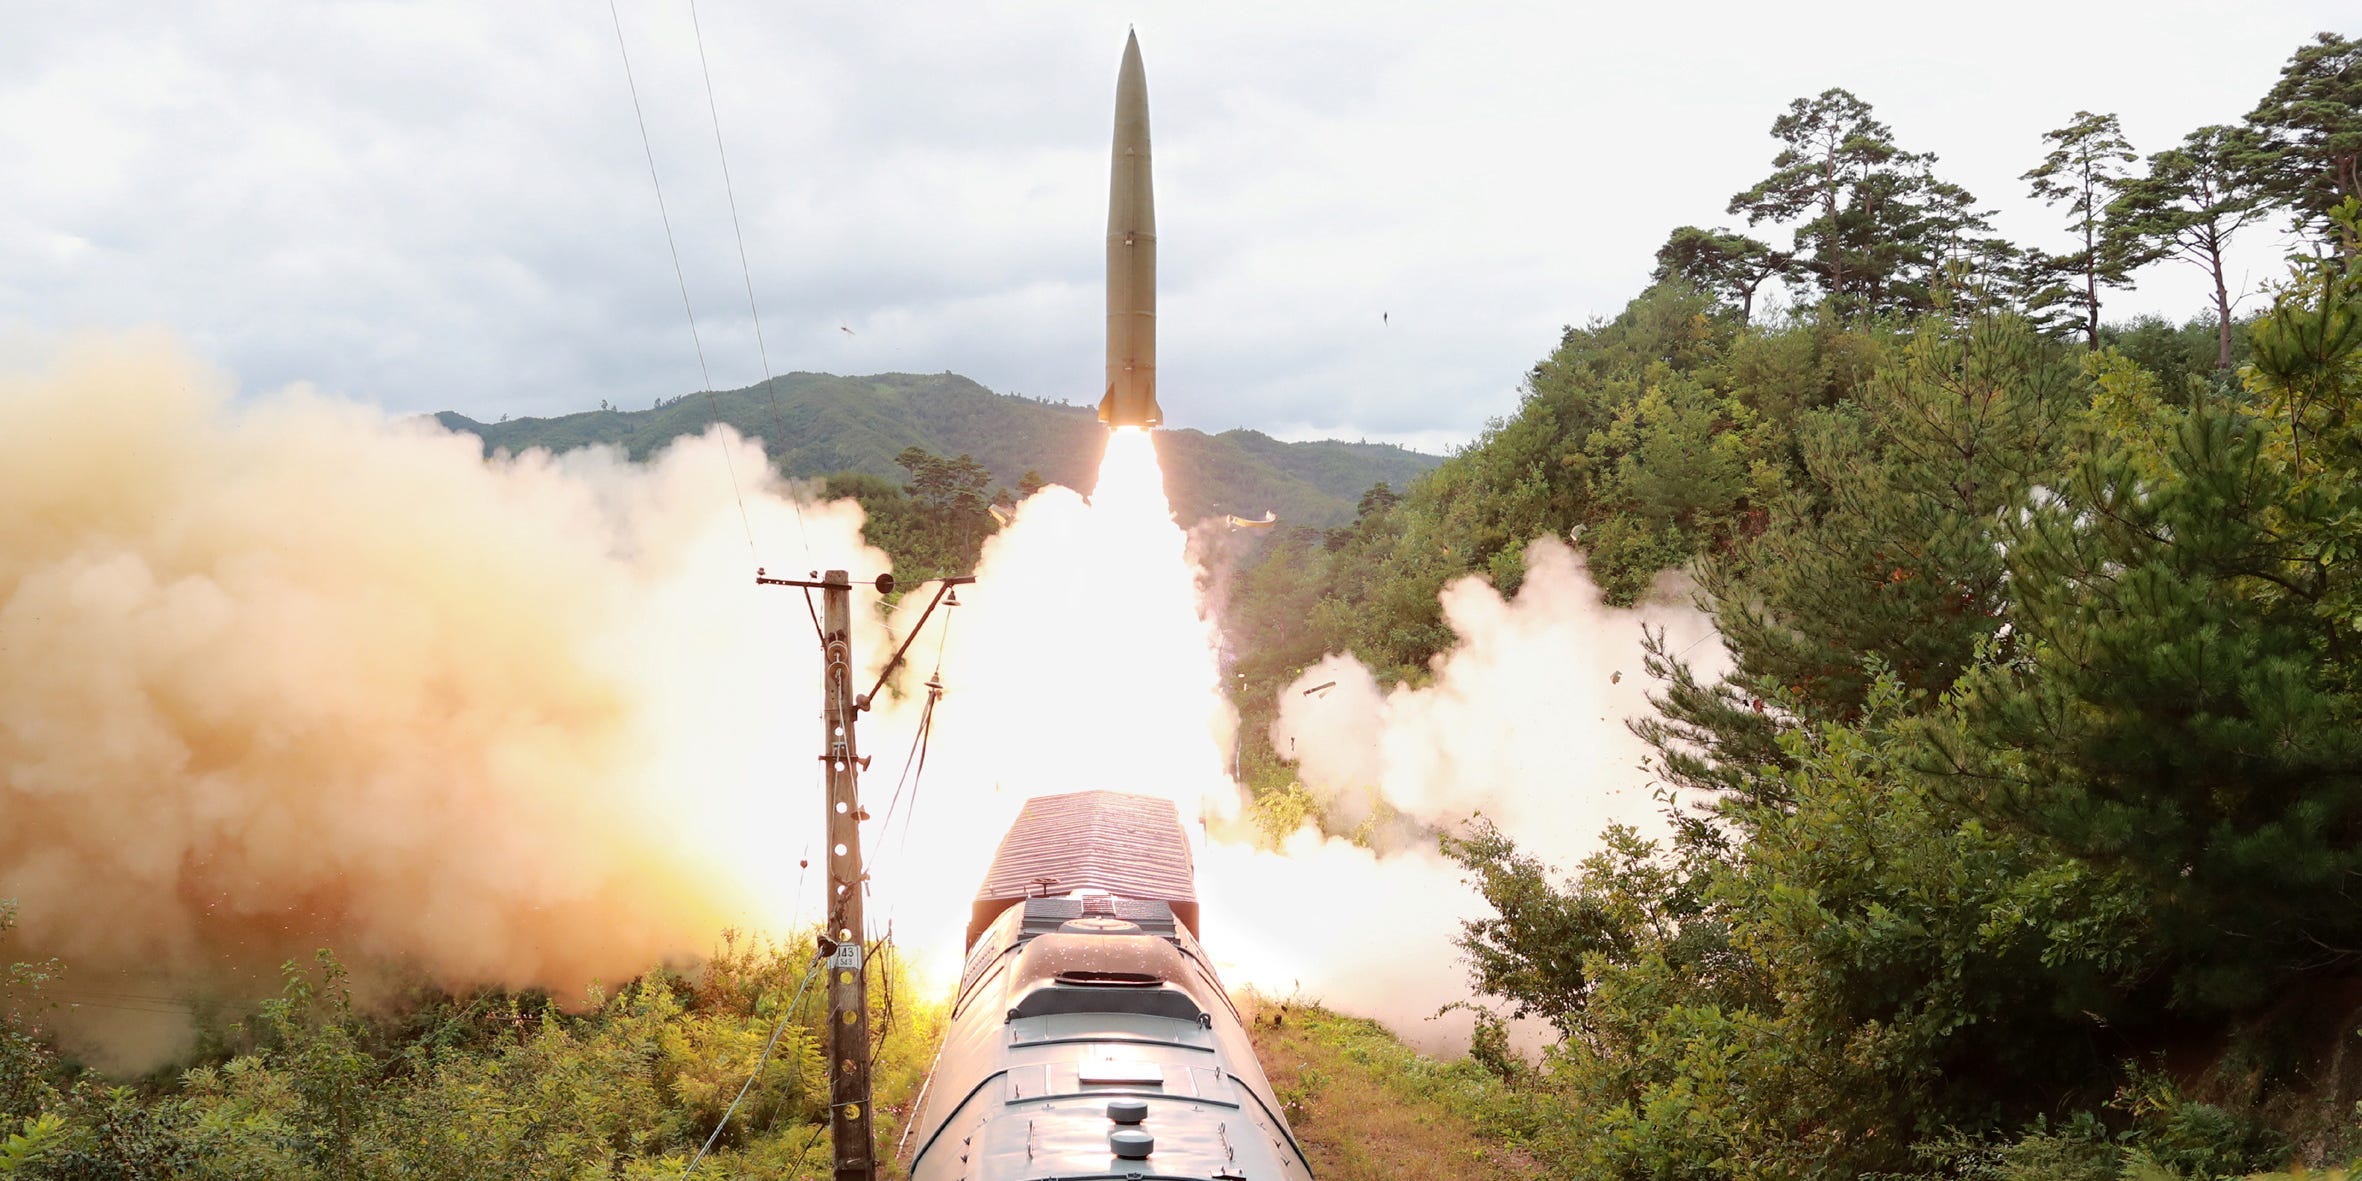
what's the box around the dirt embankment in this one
[1241,994,1549,1180]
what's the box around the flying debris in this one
[1225,511,1278,530]
[1098,31,1162,430]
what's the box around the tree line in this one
[1660,33,2358,368]
[1222,30,2362,1177]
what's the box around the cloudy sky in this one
[3,2,2348,452]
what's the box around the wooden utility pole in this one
[818,568,873,1181]
[756,564,969,1181]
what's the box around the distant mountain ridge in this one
[434,371,1442,527]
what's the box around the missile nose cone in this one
[1112,33,1150,164]
[1102,30,1161,429]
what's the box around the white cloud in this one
[2,0,2346,444]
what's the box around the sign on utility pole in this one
[818,568,874,1181]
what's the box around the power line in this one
[606,0,757,557]
[685,0,814,563]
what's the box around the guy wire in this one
[870,592,953,890]
[680,953,827,1177]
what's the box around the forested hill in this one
[433,371,1438,528]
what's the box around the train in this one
[903,789,1313,1181]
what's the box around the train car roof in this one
[968,790,1199,947]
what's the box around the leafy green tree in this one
[1218,153,2362,1173]
[1580,374,1751,594]
[1353,481,1401,519]
[2105,313,2255,399]
[896,447,990,518]
[1444,821,1730,1042]
[1914,175,2022,314]
[253,954,373,1177]
[1839,161,1982,317]
[1936,412,2362,1009]
[2023,110,2141,347]
[2243,32,2362,256]
[0,1113,68,1177]
[1649,226,1787,319]
[2111,124,2275,368]
[0,906,62,1166]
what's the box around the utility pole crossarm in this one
[858,576,973,711]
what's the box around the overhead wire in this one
[606,0,758,558]
[870,691,938,879]
[686,0,814,565]
[604,11,929,1169]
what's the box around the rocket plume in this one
[869,436,1726,1058]
[864,427,1239,964]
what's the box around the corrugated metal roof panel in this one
[967,791,1198,947]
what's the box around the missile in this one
[1099,30,1162,429]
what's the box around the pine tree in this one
[1937,235,2362,1007]
[1699,313,2083,726]
[1651,226,1788,320]
[1728,89,1910,317]
[2023,111,2141,348]
[2243,32,2362,257]
[2110,125,2274,368]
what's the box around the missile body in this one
[1100,31,1162,429]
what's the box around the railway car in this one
[905,790,1313,1181]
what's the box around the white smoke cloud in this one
[0,336,1727,1071]
[1218,536,1725,1052]
[863,482,1728,1058]
[1272,537,1722,866]
[0,335,885,1067]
